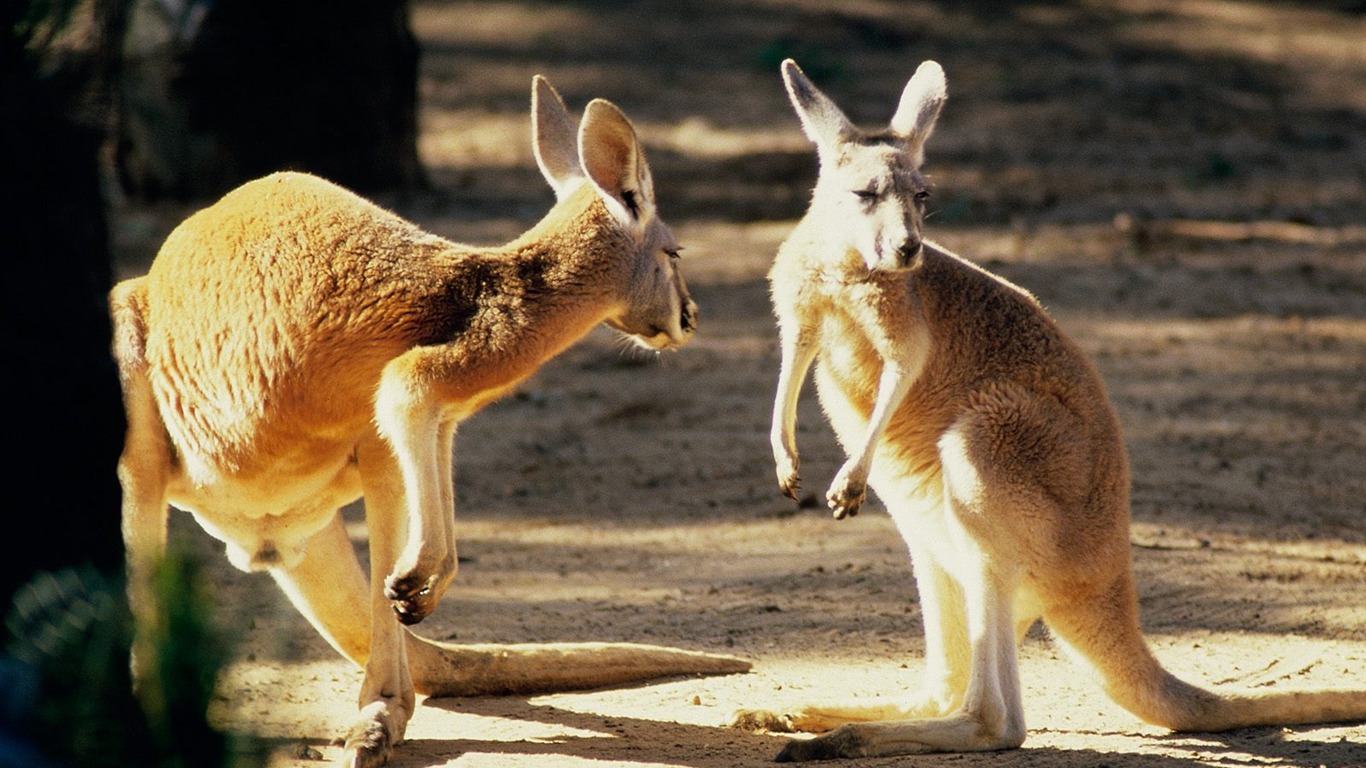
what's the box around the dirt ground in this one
[109,1,1366,766]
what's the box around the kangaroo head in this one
[782,58,946,273]
[532,76,697,351]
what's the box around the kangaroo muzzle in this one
[896,238,923,268]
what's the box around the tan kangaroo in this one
[731,58,1366,762]
[110,76,748,768]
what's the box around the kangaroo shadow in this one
[284,686,1366,768]
[403,691,785,767]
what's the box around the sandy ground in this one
[110,1,1366,766]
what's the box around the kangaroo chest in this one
[809,276,926,408]
[805,276,950,492]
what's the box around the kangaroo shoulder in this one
[918,243,1049,319]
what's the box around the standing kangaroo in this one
[732,58,1366,761]
[111,76,747,768]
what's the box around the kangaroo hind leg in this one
[111,277,174,691]
[269,506,414,768]
[734,540,975,737]
[776,534,1025,761]
[268,511,373,667]
[770,415,1041,761]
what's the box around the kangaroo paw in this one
[384,571,444,625]
[825,462,867,519]
[341,702,401,768]
[826,482,864,519]
[775,450,802,500]
[732,708,797,733]
[775,726,867,762]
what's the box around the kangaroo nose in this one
[896,239,923,266]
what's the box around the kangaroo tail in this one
[406,636,751,697]
[1044,572,1366,732]
[1172,688,1366,731]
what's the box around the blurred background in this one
[2,1,1362,766]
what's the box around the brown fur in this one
[111,77,746,768]
[731,58,1366,762]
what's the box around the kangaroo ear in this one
[579,98,655,227]
[781,58,855,155]
[889,60,947,165]
[532,75,585,200]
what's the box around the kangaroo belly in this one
[166,449,363,572]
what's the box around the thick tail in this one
[1044,572,1366,732]
[1179,688,1366,731]
[406,637,752,697]
[269,515,749,698]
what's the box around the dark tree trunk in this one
[115,0,424,200]
[0,1,127,612]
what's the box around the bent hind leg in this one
[774,538,1027,761]
[272,502,751,706]
[731,536,971,735]
[110,278,173,691]
[899,532,973,718]
[269,512,373,666]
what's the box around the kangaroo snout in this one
[658,296,698,348]
[896,238,923,267]
[620,290,696,350]
[869,235,921,272]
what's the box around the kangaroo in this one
[731,58,1366,762]
[110,76,748,768]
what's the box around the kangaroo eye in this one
[914,190,931,202]
[853,189,879,203]
[665,248,682,260]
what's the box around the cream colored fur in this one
[110,77,748,768]
[732,58,1366,762]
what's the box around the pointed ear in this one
[781,58,855,154]
[889,60,947,164]
[532,75,585,199]
[578,98,654,227]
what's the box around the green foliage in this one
[3,550,262,768]
[135,552,236,768]
[6,566,157,767]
